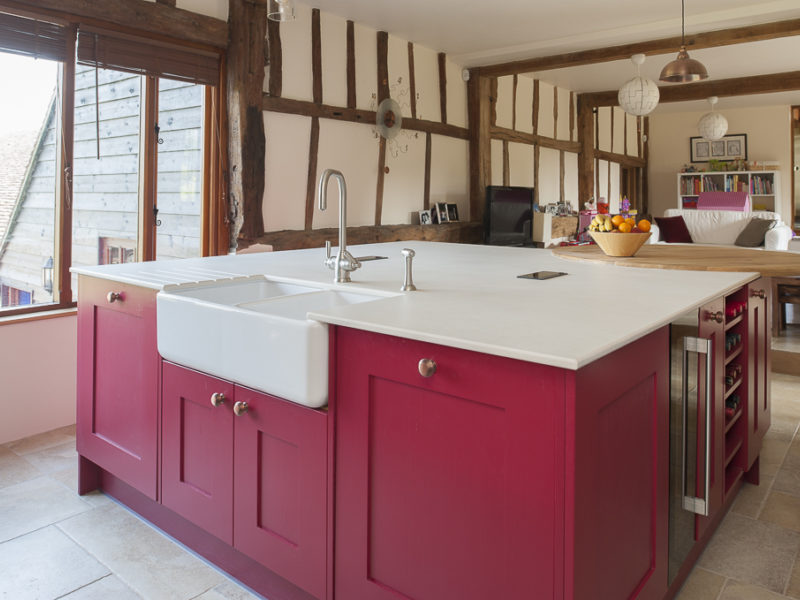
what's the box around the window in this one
[0,8,225,317]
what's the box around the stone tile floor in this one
[0,373,799,599]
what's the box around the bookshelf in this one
[677,170,780,211]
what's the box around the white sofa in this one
[649,209,793,251]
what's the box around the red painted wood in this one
[695,297,725,540]
[567,327,669,600]
[746,279,771,470]
[233,385,328,600]
[161,361,235,544]
[76,276,159,499]
[97,468,319,600]
[334,327,566,600]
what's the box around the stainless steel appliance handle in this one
[682,336,712,517]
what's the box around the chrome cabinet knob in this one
[107,291,123,303]
[418,358,437,378]
[707,310,724,324]
[233,401,249,416]
[210,392,226,407]
[751,289,766,299]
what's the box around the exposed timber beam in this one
[582,70,800,107]
[472,19,800,78]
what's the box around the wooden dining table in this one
[551,244,800,278]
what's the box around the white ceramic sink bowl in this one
[156,275,384,407]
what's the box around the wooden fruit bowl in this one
[589,231,651,257]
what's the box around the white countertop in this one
[72,241,758,370]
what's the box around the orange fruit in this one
[625,217,635,227]
[618,222,632,233]
[611,215,625,227]
[637,219,651,232]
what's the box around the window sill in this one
[0,307,77,326]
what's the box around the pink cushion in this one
[655,215,693,243]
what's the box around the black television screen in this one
[484,186,534,246]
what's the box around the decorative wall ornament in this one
[617,54,660,116]
[697,96,728,141]
[376,98,402,139]
[690,133,747,163]
[370,77,420,158]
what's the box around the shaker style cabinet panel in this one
[162,362,235,544]
[77,276,160,500]
[233,384,328,600]
[334,327,567,600]
[747,279,771,470]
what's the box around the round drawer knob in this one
[418,358,437,378]
[107,291,123,303]
[233,401,249,416]
[707,310,724,324]
[751,289,766,299]
[210,392,226,407]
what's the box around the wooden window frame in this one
[0,4,227,319]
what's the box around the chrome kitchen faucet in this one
[318,169,361,283]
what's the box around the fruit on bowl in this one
[587,214,652,257]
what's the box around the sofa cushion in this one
[735,218,776,247]
[664,209,782,245]
[655,215,693,243]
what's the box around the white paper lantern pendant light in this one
[618,54,660,117]
[697,96,728,141]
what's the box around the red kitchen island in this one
[73,241,771,600]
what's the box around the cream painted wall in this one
[175,0,227,21]
[0,315,77,444]
[648,105,793,219]
[263,2,470,230]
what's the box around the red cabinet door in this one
[334,327,565,600]
[746,279,771,469]
[233,385,327,600]
[77,276,159,499]
[695,298,725,540]
[162,362,235,544]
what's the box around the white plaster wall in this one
[445,60,467,128]
[648,105,792,219]
[354,23,378,111]
[597,107,611,153]
[175,0,227,21]
[382,133,426,224]
[538,147,560,205]
[263,112,310,232]
[515,76,534,134]
[414,44,441,123]
[314,119,379,228]
[430,135,469,221]
[495,76,514,130]
[557,88,571,141]
[0,315,77,444]
[508,143,534,188]
[597,159,609,203]
[613,107,625,154]
[564,152,579,209]
[280,3,314,102]
[627,114,639,157]
[387,35,412,119]
[321,11,348,108]
[538,81,555,139]
[490,139,504,186]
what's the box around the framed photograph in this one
[436,202,449,223]
[446,203,459,222]
[690,134,747,163]
[418,209,432,225]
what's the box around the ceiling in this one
[308,0,800,112]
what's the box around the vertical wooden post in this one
[532,79,539,135]
[408,42,417,119]
[305,117,320,231]
[569,91,575,142]
[311,8,322,104]
[267,18,281,98]
[56,24,77,303]
[438,52,447,124]
[553,86,558,139]
[502,140,510,186]
[468,74,491,222]
[642,116,650,216]
[577,96,594,206]
[423,132,432,210]
[139,75,158,261]
[375,31,389,226]
[346,21,356,109]
[511,74,517,131]
[227,0,267,244]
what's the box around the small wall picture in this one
[690,134,747,163]
[436,202,449,223]
[446,203,459,222]
[419,209,432,225]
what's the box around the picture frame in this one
[435,202,449,223]
[418,209,432,225]
[446,203,459,222]
[690,134,747,163]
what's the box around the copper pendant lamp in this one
[660,0,708,83]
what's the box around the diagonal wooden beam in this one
[472,19,800,78]
[582,70,800,107]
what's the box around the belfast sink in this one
[156,275,386,407]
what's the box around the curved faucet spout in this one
[318,169,360,282]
